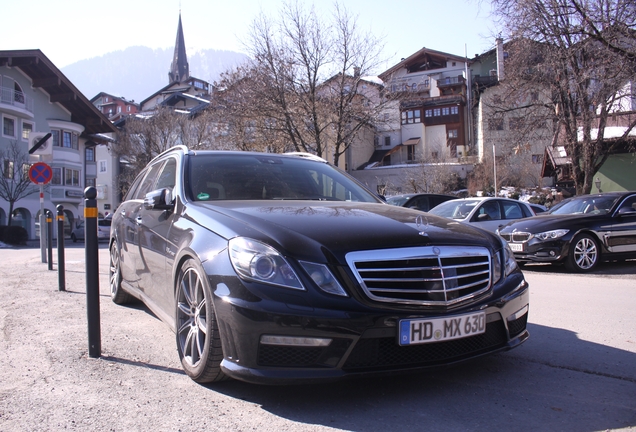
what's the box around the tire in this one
[109,243,133,304]
[565,233,600,272]
[71,233,77,243]
[176,258,227,383]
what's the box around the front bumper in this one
[210,275,530,384]
[508,239,569,264]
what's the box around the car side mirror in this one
[617,207,636,217]
[144,188,174,211]
[477,213,491,221]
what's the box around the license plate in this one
[509,243,525,252]
[398,312,486,346]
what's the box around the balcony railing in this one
[0,87,34,113]
[436,76,466,88]
[388,80,431,93]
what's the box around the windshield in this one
[428,199,479,220]
[549,196,619,215]
[188,154,380,203]
[386,196,409,206]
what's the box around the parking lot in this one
[0,245,634,431]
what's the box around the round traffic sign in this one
[29,162,53,185]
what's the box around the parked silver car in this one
[70,218,111,242]
[428,197,535,233]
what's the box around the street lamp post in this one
[595,177,602,193]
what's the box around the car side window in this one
[410,196,429,211]
[502,202,523,219]
[124,169,147,201]
[618,195,636,212]
[478,201,501,220]
[134,162,163,200]
[155,158,177,190]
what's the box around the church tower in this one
[168,13,190,84]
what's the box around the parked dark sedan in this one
[386,193,456,212]
[498,191,636,272]
[109,146,529,384]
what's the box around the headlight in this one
[533,229,569,241]
[299,261,348,297]
[493,239,518,284]
[228,237,304,290]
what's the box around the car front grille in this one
[345,246,492,306]
[499,232,531,242]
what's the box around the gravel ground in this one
[0,245,346,432]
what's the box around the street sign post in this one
[29,162,52,263]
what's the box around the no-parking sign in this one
[29,162,53,185]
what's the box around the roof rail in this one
[284,152,327,163]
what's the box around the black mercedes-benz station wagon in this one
[109,146,529,384]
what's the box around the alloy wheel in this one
[176,267,208,368]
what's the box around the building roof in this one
[379,47,468,80]
[0,50,117,135]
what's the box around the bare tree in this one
[212,1,391,166]
[0,141,39,226]
[489,0,636,194]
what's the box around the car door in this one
[122,162,163,290]
[137,157,178,312]
[606,194,636,253]
[470,200,504,232]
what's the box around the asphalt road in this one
[0,245,634,431]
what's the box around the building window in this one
[3,159,14,179]
[51,167,62,185]
[384,136,391,146]
[51,130,60,146]
[127,106,131,112]
[22,121,33,141]
[425,109,432,117]
[99,160,107,173]
[65,168,80,186]
[85,147,95,162]
[401,109,421,125]
[451,106,459,115]
[57,130,79,149]
[509,117,525,130]
[488,118,504,131]
[63,131,72,148]
[448,129,458,138]
[442,107,450,116]
[86,177,96,187]
[2,115,16,138]
[433,108,441,116]
[431,151,439,159]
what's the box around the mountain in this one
[61,46,249,103]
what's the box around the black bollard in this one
[84,187,101,358]
[46,210,53,271]
[57,205,65,291]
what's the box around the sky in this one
[2,0,498,72]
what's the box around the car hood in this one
[498,213,605,233]
[187,201,500,262]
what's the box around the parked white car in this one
[428,197,536,233]
[71,218,111,242]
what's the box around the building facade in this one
[0,50,116,239]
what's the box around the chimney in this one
[353,66,361,78]
[496,37,505,81]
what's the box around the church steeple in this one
[169,12,189,84]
